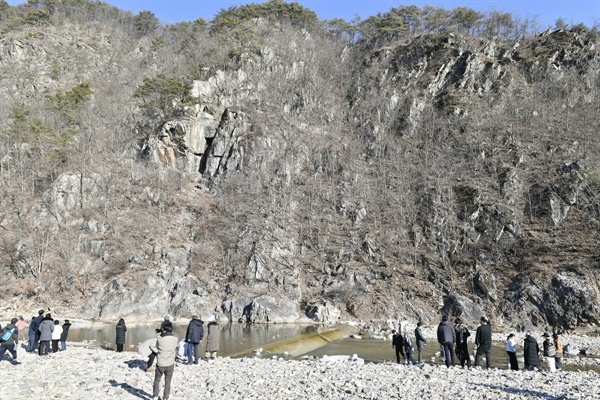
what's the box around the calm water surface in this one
[68,322,321,356]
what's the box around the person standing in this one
[455,318,471,368]
[542,332,556,371]
[60,320,71,351]
[474,316,492,369]
[524,332,541,371]
[115,318,127,352]
[185,315,204,364]
[414,322,427,363]
[15,315,26,342]
[0,318,20,364]
[27,316,37,352]
[150,322,178,400]
[436,315,456,367]
[205,320,219,359]
[403,332,417,365]
[38,313,54,356]
[553,333,563,370]
[391,330,404,364]
[51,320,63,353]
[31,310,45,352]
[506,333,519,370]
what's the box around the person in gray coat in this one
[436,315,456,367]
[38,313,54,356]
[115,318,127,352]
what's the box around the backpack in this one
[0,327,15,342]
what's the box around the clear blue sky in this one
[6,1,600,28]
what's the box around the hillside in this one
[0,1,599,332]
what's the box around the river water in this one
[67,323,597,372]
[68,322,323,356]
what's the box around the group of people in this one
[429,314,563,371]
[113,314,221,400]
[392,322,427,364]
[0,309,72,365]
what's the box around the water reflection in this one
[68,322,320,356]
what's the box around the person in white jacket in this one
[51,320,63,353]
[506,333,518,370]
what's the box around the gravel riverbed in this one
[1,343,599,400]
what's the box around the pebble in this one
[1,344,599,399]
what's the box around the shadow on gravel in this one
[109,379,152,399]
[478,383,575,400]
[124,359,148,371]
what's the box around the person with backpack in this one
[543,332,556,371]
[38,313,54,356]
[455,318,471,368]
[0,318,20,364]
[60,320,71,351]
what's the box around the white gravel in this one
[1,343,599,399]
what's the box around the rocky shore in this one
[1,342,599,400]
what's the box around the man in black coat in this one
[185,315,204,364]
[436,315,456,367]
[474,316,492,368]
[391,330,405,364]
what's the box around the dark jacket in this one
[475,324,492,350]
[524,335,540,368]
[392,332,404,349]
[115,319,127,345]
[38,317,55,341]
[437,321,456,344]
[185,318,204,344]
[414,327,426,346]
[455,325,470,349]
[543,338,556,357]
[1,323,18,345]
[31,315,44,334]
[60,322,71,341]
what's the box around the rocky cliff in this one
[0,11,598,332]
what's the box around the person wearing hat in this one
[542,332,556,371]
[524,332,541,371]
[474,316,492,369]
[150,321,178,400]
[0,317,20,364]
[455,318,471,368]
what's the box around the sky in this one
[5,1,600,29]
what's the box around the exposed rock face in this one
[0,19,599,330]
